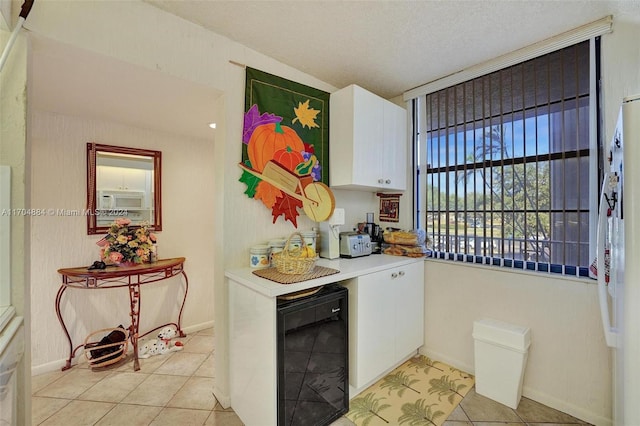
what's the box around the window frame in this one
[413,38,602,277]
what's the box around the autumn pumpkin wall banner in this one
[239,67,335,227]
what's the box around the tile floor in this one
[443,389,592,425]
[32,327,591,426]
[32,327,242,426]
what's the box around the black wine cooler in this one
[277,284,349,426]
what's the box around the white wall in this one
[421,18,640,426]
[423,261,610,425]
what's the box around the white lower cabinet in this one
[344,261,424,392]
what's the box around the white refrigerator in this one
[597,94,640,426]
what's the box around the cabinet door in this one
[382,102,407,191]
[120,168,147,191]
[352,86,384,188]
[394,262,424,358]
[355,270,396,388]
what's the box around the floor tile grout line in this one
[32,328,216,425]
[34,397,73,426]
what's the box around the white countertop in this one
[225,254,424,297]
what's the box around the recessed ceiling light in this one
[208,122,217,129]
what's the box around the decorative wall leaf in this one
[238,161,260,198]
[271,193,303,227]
[243,104,282,144]
[292,99,320,129]
[254,181,282,209]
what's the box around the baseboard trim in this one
[32,358,70,376]
[213,386,231,408]
[521,386,612,426]
[181,321,214,335]
[420,348,474,376]
[32,320,215,377]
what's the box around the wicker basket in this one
[83,326,129,368]
[272,232,317,275]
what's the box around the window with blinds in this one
[415,39,600,276]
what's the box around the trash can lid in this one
[473,318,531,351]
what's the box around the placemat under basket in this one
[253,265,340,284]
[272,232,317,275]
[84,326,129,368]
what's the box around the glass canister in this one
[268,239,286,266]
[250,245,271,269]
[300,230,317,252]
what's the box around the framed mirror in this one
[87,143,162,235]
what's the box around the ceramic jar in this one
[250,245,271,269]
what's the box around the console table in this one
[56,257,188,371]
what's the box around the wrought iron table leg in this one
[55,285,75,371]
[128,283,141,371]
[177,270,189,337]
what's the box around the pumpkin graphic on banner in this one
[239,68,334,227]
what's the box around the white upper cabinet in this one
[97,165,149,192]
[329,84,407,191]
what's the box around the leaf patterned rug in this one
[345,356,474,426]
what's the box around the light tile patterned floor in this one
[32,327,591,426]
[32,327,242,426]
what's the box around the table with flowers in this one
[56,219,187,371]
[56,258,188,371]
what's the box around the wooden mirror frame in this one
[87,143,162,235]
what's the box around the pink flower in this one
[149,233,157,243]
[115,218,131,226]
[136,248,146,257]
[109,252,123,263]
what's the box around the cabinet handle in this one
[391,272,398,278]
[378,178,384,184]
[385,179,391,184]
[399,270,405,276]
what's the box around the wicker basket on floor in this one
[272,232,317,275]
[83,326,129,368]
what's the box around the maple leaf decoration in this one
[254,181,282,209]
[238,161,260,198]
[271,194,303,227]
[292,99,320,129]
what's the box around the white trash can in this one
[473,318,531,409]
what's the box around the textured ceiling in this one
[145,0,640,99]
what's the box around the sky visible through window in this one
[426,114,550,191]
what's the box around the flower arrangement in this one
[98,218,157,265]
